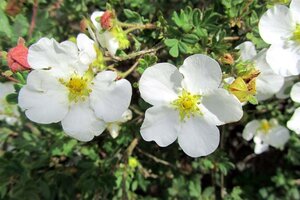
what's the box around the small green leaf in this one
[178,41,188,53]
[248,96,258,105]
[169,44,179,57]
[0,9,12,38]
[164,38,178,47]
[6,93,18,105]
[182,34,199,44]
[193,9,201,26]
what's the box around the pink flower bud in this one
[100,11,113,30]
[7,38,30,72]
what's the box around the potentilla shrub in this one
[0,0,299,199]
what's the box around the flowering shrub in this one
[0,0,300,199]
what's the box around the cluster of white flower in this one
[3,3,300,158]
[18,34,132,141]
[238,0,300,154]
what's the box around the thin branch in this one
[1,72,19,83]
[112,44,164,62]
[223,36,240,41]
[136,147,176,168]
[121,56,141,78]
[28,0,38,39]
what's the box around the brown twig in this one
[1,72,19,83]
[136,147,176,168]
[121,56,142,78]
[112,44,164,62]
[223,36,240,41]
[28,0,38,39]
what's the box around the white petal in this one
[287,107,300,134]
[179,54,222,93]
[178,116,219,157]
[62,101,106,141]
[140,106,179,147]
[290,82,300,103]
[103,31,119,55]
[107,123,121,138]
[201,88,243,125]
[259,5,294,45]
[290,0,300,23]
[255,50,284,100]
[254,136,269,154]
[236,41,257,61]
[139,63,183,106]
[256,73,284,101]
[243,120,260,141]
[276,76,296,99]
[77,33,96,65]
[91,11,104,31]
[266,45,300,76]
[265,126,290,148]
[28,38,78,72]
[119,109,133,123]
[0,82,15,99]
[18,70,69,124]
[90,71,132,122]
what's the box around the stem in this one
[124,23,157,34]
[118,21,156,29]
[1,72,19,83]
[136,147,176,168]
[28,0,38,39]
[112,44,164,62]
[120,57,141,78]
[220,126,226,198]
[223,36,240,41]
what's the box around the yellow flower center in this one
[292,24,300,43]
[172,90,202,121]
[260,119,271,134]
[60,75,92,102]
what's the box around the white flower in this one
[139,54,243,157]
[236,41,284,101]
[18,35,132,141]
[243,119,290,154]
[91,11,119,55]
[0,82,20,125]
[107,109,133,138]
[259,0,300,76]
[287,82,300,134]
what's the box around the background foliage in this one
[0,0,299,199]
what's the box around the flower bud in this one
[7,38,30,72]
[5,0,23,16]
[219,53,234,65]
[80,19,88,32]
[100,11,113,30]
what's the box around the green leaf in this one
[195,27,208,38]
[0,9,12,38]
[193,9,201,26]
[178,41,188,53]
[12,14,29,42]
[248,95,258,105]
[5,93,18,104]
[169,44,179,57]
[182,33,199,44]
[124,9,142,23]
[164,38,178,47]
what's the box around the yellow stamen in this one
[172,90,202,121]
[292,24,300,43]
[60,75,91,102]
[260,119,271,134]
